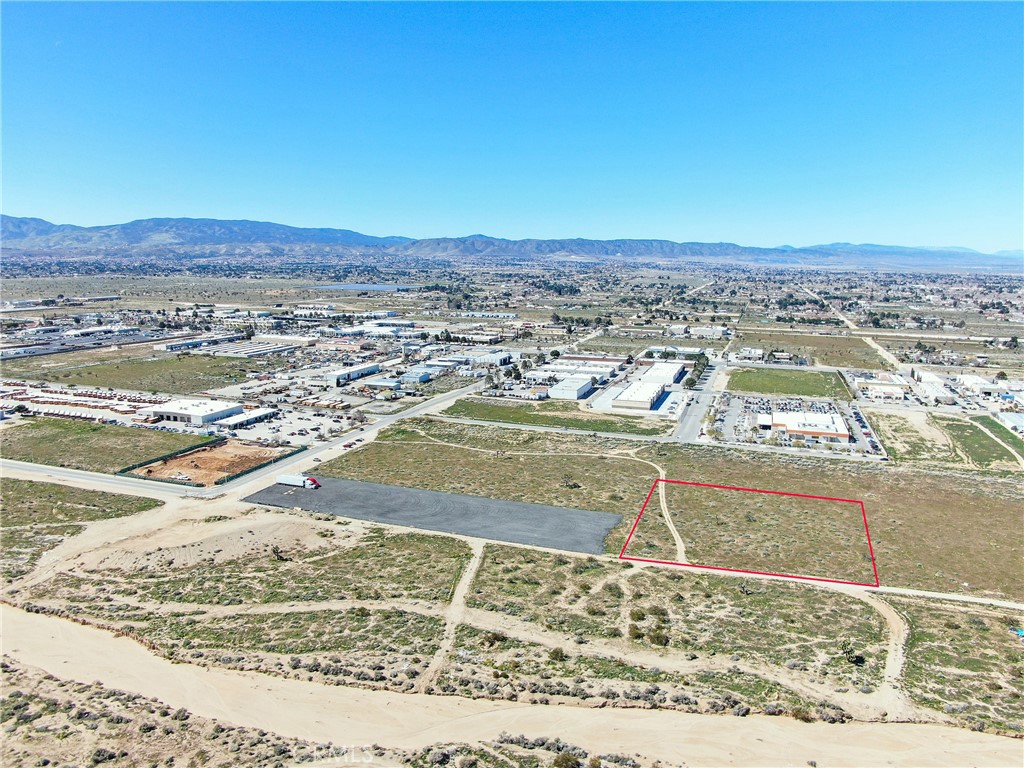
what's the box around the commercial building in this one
[547,376,595,400]
[733,347,764,362]
[137,399,244,425]
[214,408,278,429]
[764,412,850,443]
[864,384,906,401]
[613,381,665,410]
[853,372,912,392]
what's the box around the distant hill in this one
[2,215,1020,272]
[0,216,412,248]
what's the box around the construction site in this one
[127,439,293,486]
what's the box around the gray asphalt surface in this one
[245,478,620,555]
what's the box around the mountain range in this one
[2,215,1021,272]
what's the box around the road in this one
[800,283,902,369]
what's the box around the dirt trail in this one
[419,540,485,691]
[838,588,923,723]
[627,453,687,562]
[4,606,1019,768]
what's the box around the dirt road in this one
[4,605,1020,767]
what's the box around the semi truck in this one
[276,474,321,489]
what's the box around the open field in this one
[639,443,1024,599]
[893,596,1024,734]
[442,624,820,714]
[71,529,474,605]
[624,480,877,585]
[443,396,669,435]
[931,415,1019,470]
[0,347,284,394]
[0,417,212,474]
[308,419,1023,597]
[0,479,162,580]
[865,409,958,464]
[129,438,292,486]
[733,330,890,369]
[574,337,647,355]
[973,415,1024,455]
[140,607,444,658]
[467,545,887,693]
[725,367,852,399]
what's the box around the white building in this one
[547,376,595,400]
[323,363,382,385]
[864,384,906,401]
[640,361,687,386]
[137,399,244,425]
[958,374,1006,397]
[768,412,850,443]
[997,412,1024,434]
[613,381,664,410]
[674,325,728,339]
[733,347,764,362]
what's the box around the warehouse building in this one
[916,372,956,404]
[214,407,278,429]
[323,363,382,385]
[137,399,244,425]
[640,361,687,386]
[400,368,433,385]
[546,376,595,400]
[613,381,665,410]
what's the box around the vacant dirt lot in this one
[129,439,290,486]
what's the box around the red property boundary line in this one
[618,479,880,588]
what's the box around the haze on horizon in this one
[2,2,1022,253]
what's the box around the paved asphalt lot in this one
[246,478,621,555]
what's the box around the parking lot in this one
[709,392,885,458]
[246,477,622,554]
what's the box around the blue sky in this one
[2,2,1022,251]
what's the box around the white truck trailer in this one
[276,474,321,489]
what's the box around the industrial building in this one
[613,381,665,410]
[957,374,1007,398]
[214,408,278,429]
[546,376,595,400]
[154,333,245,352]
[323,363,382,385]
[639,361,687,386]
[400,368,433,384]
[137,399,244,425]
[916,372,956,404]
[211,340,304,357]
[997,412,1024,434]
